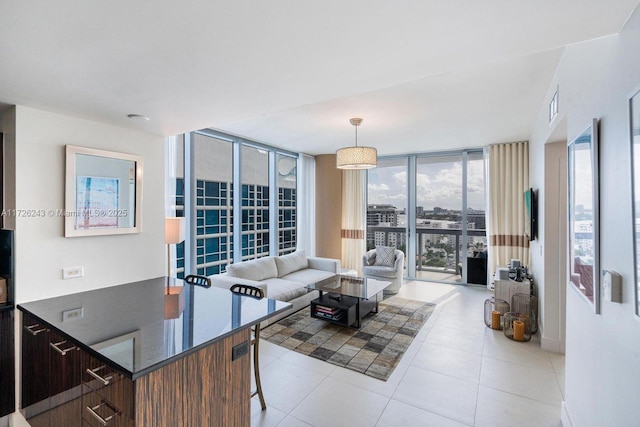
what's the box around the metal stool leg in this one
[251,326,266,410]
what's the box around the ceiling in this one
[1,0,638,156]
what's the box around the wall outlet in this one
[62,266,84,279]
[62,307,83,322]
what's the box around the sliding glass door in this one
[415,154,464,283]
[367,150,486,284]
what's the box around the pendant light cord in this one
[355,124,358,148]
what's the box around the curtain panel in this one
[297,154,316,256]
[488,141,530,280]
[341,170,366,273]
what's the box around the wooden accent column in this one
[135,328,251,427]
[315,154,343,259]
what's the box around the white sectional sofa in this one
[208,250,341,324]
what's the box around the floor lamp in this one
[164,217,186,319]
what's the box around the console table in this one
[18,277,291,427]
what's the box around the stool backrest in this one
[230,284,264,299]
[184,274,211,288]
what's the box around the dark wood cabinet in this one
[21,314,82,426]
[0,309,15,418]
[0,228,14,419]
[21,313,50,415]
[49,330,82,396]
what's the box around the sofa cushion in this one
[226,256,278,281]
[281,268,335,285]
[263,278,307,301]
[374,246,396,267]
[363,265,397,278]
[275,250,309,277]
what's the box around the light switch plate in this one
[603,270,623,303]
[63,266,84,279]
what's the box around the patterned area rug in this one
[262,297,435,381]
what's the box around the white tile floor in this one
[251,281,564,427]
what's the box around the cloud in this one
[368,157,486,210]
[368,183,390,192]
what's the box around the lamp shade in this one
[164,285,185,319]
[336,146,377,170]
[165,217,186,244]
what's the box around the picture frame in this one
[65,145,143,237]
[567,119,600,314]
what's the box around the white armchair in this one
[362,248,405,295]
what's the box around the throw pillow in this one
[226,256,278,281]
[374,246,396,267]
[275,250,309,277]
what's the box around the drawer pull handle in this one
[24,324,47,336]
[86,366,112,386]
[49,340,75,356]
[86,402,116,426]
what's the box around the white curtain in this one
[341,170,366,273]
[165,136,180,277]
[487,141,530,283]
[297,154,316,256]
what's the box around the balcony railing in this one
[367,226,487,275]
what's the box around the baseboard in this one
[561,401,574,427]
[541,335,562,353]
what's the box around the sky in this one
[367,156,486,211]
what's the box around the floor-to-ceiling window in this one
[277,153,297,255]
[168,130,298,277]
[241,144,269,260]
[367,150,486,284]
[193,133,234,276]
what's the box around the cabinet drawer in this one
[82,386,132,427]
[82,353,133,420]
[82,359,124,392]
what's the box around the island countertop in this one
[18,276,291,380]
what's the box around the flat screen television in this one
[524,188,537,241]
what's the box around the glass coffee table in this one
[305,275,391,328]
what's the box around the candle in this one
[491,310,501,329]
[513,320,525,341]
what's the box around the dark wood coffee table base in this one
[310,292,380,328]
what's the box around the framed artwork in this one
[65,145,143,237]
[567,119,600,313]
[75,176,119,229]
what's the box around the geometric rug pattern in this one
[262,297,435,381]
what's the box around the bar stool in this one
[229,284,266,410]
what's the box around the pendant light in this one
[336,118,377,169]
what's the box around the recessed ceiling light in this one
[127,114,150,121]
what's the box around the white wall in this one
[13,106,165,303]
[529,6,640,426]
[0,107,17,231]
